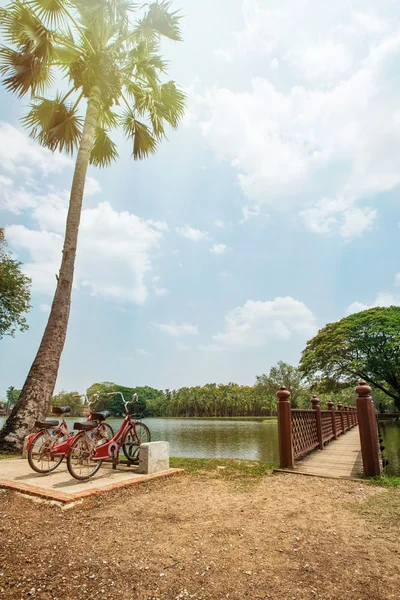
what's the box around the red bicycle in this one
[27,394,114,474]
[67,392,151,480]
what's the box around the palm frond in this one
[0,2,56,61]
[99,106,119,128]
[29,0,69,27]
[159,80,185,127]
[0,46,54,97]
[121,109,158,159]
[53,40,82,71]
[21,96,83,153]
[124,42,161,86]
[142,1,183,42]
[90,126,119,167]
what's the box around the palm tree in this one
[0,0,185,452]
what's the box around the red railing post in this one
[328,400,337,440]
[311,395,323,450]
[356,380,381,477]
[276,386,294,469]
[337,402,345,434]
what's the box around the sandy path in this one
[0,473,398,599]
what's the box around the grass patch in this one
[367,475,400,488]
[170,457,277,481]
[0,453,21,460]
[358,490,400,526]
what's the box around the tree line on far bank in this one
[7,359,391,420]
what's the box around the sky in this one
[1,0,400,397]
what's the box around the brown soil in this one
[0,473,399,600]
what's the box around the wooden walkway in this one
[278,427,363,479]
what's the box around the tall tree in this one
[0,229,31,339]
[0,0,185,451]
[299,307,400,409]
[256,361,307,409]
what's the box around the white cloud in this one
[136,349,153,357]
[193,2,400,238]
[211,297,316,348]
[270,58,279,71]
[152,275,168,297]
[0,122,71,175]
[152,322,199,337]
[85,176,102,196]
[210,243,230,255]
[213,219,225,228]
[347,292,400,315]
[39,303,51,313]
[300,201,377,237]
[6,198,168,303]
[198,344,224,353]
[176,224,209,242]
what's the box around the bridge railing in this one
[277,381,381,476]
[277,388,358,467]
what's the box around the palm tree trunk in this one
[0,86,101,452]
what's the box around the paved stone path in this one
[0,459,183,504]
[292,427,362,478]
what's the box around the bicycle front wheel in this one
[28,432,63,474]
[67,434,102,480]
[123,423,151,461]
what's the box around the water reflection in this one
[0,416,280,462]
[380,422,400,476]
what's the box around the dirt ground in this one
[0,472,399,600]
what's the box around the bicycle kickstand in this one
[111,447,118,470]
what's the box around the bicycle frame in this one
[25,412,71,454]
[51,395,108,457]
[90,393,141,461]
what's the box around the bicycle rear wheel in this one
[67,434,102,480]
[122,423,151,461]
[28,432,64,474]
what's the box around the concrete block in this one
[22,436,29,459]
[138,441,169,475]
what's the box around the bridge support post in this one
[277,386,294,469]
[337,403,345,433]
[311,395,323,449]
[328,400,337,440]
[356,380,381,477]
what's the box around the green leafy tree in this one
[0,229,31,339]
[299,307,400,409]
[256,361,308,409]
[0,0,185,451]
[5,386,21,415]
[86,381,162,416]
[52,390,82,416]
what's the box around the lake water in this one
[0,416,279,462]
[1,416,399,474]
[379,422,400,476]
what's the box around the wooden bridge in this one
[276,380,382,479]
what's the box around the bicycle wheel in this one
[102,422,114,440]
[67,434,102,480]
[122,423,151,461]
[27,431,64,474]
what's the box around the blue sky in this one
[1,0,400,398]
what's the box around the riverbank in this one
[0,460,398,599]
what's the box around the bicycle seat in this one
[73,422,97,431]
[91,411,110,422]
[52,406,71,415]
[35,420,59,429]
